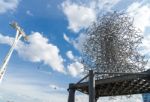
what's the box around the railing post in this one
[68,83,76,102]
[89,70,95,102]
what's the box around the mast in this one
[0,22,28,82]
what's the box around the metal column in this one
[89,70,95,102]
[68,84,75,102]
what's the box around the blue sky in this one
[0,0,150,102]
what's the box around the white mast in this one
[0,22,28,82]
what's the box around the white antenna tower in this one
[0,22,28,82]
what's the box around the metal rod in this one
[89,70,95,102]
[0,31,22,82]
[76,74,89,84]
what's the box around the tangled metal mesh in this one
[82,12,148,79]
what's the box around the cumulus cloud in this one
[66,50,84,77]
[61,1,96,32]
[67,61,83,77]
[0,32,65,73]
[61,0,121,33]
[66,50,74,60]
[0,0,19,14]
[0,34,14,45]
[127,1,150,32]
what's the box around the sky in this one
[0,0,150,102]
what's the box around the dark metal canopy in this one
[68,70,150,102]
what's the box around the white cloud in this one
[61,1,96,32]
[90,0,121,11]
[66,50,74,60]
[141,35,150,54]
[0,32,65,73]
[0,34,14,45]
[66,50,84,77]
[61,0,121,33]
[127,1,150,32]
[0,0,19,14]
[67,61,83,77]
[26,10,33,16]
[63,33,70,43]
[140,35,150,69]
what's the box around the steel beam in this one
[89,70,95,102]
[68,84,76,102]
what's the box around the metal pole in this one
[89,70,95,102]
[0,31,22,82]
[68,84,76,102]
[0,22,27,83]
